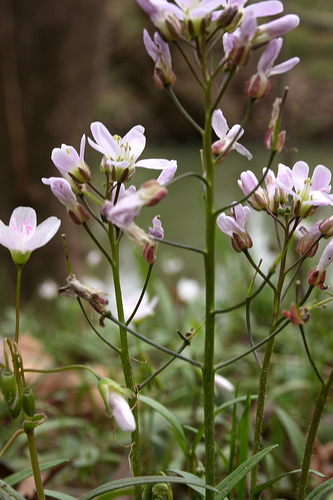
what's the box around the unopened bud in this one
[245,74,271,100]
[22,386,36,417]
[307,267,327,290]
[320,216,333,238]
[1,368,19,407]
[231,231,253,252]
[215,6,240,31]
[8,396,22,419]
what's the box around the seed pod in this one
[8,396,22,419]
[22,386,36,417]
[1,368,18,407]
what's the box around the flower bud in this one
[245,73,271,100]
[282,304,310,326]
[1,367,19,407]
[231,230,253,253]
[22,386,36,417]
[215,6,240,31]
[320,216,333,238]
[307,267,327,290]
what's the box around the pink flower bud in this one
[319,216,333,238]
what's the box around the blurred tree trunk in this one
[0,0,107,303]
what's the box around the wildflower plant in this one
[1,2,333,500]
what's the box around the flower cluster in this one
[43,122,177,247]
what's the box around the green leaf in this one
[4,459,70,487]
[139,395,188,459]
[215,445,278,500]
[274,406,305,462]
[79,475,219,500]
[192,394,258,454]
[305,477,333,499]
[0,480,26,500]
[235,391,251,500]
[44,490,78,500]
[168,469,206,497]
[251,469,326,498]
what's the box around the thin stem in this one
[299,325,324,385]
[108,224,141,500]
[104,311,202,367]
[165,86,204,135]
[14,265,23,343]
[297,368,333,499]
[26,430,46,500]
[24,363,101,379]
[126,264,154,326]
[155,237,205,255]
[83,222,114,268]
[0,429,25,459]
[243,249,276,291]
[137,339,190,391]
[77,298,121,354]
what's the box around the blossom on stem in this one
[0,207,61,266]
[223,9,257,66]
[143,215,164,263]
[296,221,321,258]
[265,97,286,153]
[88,122,175,183]
[264,164,291,213]
[307,239,333,290]
[136,0,183,41]
[51,134,91,189]
[211,109,252,161]
[253,14,300,46]
[217,203,252,252]
[144,29,176,89]
[98,378,136,432]
[276,161,333,218]
[173,0,222,38]
[214,373,235,393]
[123,293,159,324]
[238,170,269,211]
[245,38,299,99]
[213,0,283,30]
[42,177,89,225]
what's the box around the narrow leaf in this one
[168,468,206,497]
[0,480,26,500]
[79,475,219,500]
[4,459,70,486]
[274,406,305,462]
[215,445,278,500]
[44,490,78,500]
[139,395,188,459]
[251,469,327,498]
[305,477,333,500]
[235,391,251,500]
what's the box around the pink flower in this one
[296,221,321,258]
[254,14,300,45]
[88,122,176,182]
[245,38,299,99]
[238,170,269,211]
[277,161,333,217]
[42,177,89,225]
[143,216,164,263]
[108,393,136,432]
[51,134,91,189]
[307,240,333,290]
[212,109,252,161]
[217,203,252,252]
[144,29,176,89]
[0,207,61,266]
[136,0,183,41]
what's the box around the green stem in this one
[297,368,333,499]
[202,81,216,500]
[109,225,141,500]
[250,227,289,492]
[26,430,46,500]
[14,265,23,343]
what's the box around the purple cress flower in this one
[51,134,91,190]
[307,239,333,290]
[238,170,269,211]
[276,161,333,217]
[88,122,176,183]
[42,177,89,225]
[0,207,61,266]
[144,29,176,89]
[143,215,164,264]
[136,0,183,41]
[217,203,253,252]
[245,38,299,99]
[211,109,252,161]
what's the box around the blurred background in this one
[0,0,333,303]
